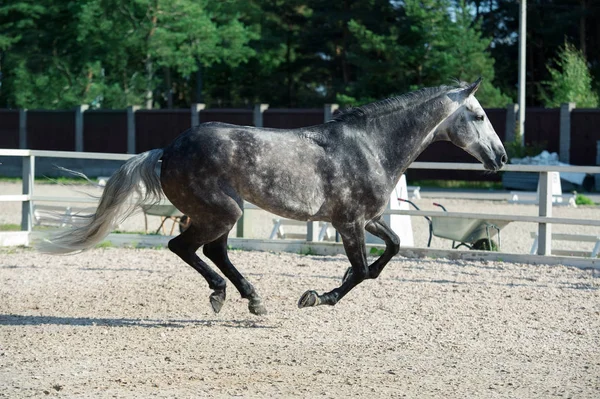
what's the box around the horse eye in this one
[475,115,485,121]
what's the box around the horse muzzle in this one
[484,151,507,172]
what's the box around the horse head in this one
[440,78,507,172]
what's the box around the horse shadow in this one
[0,314,277,329]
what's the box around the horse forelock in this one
[332,82,469,123]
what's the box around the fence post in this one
[21,155,35,232]
[537,171,553,255]
[19,109,27,149]
[306,104,340,242]
[127,106,140,154]
[235,104,267,239]
[253,104,269,127]
[191,103,205,127]
[505,103,518,143]
[235,200,248,238]
[306,221,319,242]
[559,102,575,164]
[596,141,600,191]
[324,104,339,122]
[75,105,89,152]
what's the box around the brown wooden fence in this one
[571,109,600,166]
[84,110,128,154]
[1,105,599,181]
[28,110,76,151]
[0,110,19,149]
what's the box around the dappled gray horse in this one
[38,78,507,315]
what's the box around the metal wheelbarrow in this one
[399,199,510,251]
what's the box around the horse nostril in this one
[501,154,508,164]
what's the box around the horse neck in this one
[367,96,459,179]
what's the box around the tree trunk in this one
[580,0,587,59]
[195,62,204,103]
[286,29,292,107]
[165,67,173,108]
[145,55,153,109]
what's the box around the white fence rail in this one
[2,149,600,259]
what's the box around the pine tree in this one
[541,42,599,108]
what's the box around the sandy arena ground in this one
[0,248,599,398]
[0,182,599,397]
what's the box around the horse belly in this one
[241,174,325,221]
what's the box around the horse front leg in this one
[342,218,400,283]
[298,221,369,308]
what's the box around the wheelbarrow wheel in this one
[471,238,498,251]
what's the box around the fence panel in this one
[523,108,560,152]
[135,109,192,153]
[571,109,600,165]
[200,109,253,126]
[0,110,20,149]
[28,110,75,151]
[485,108,507,141]
[263,109,323,129]
[84,110,128,153]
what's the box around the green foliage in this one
[339,0,509,107]
[504,132,547,161]
[471,238,498,251]
[0,177,95,185]
[3,0,591,109]
[408,180,503,189]
[111,230,157,235]
[369,247,385,257]
[449,1,511,107]
[0,224,21,231]
[1,0,258,109]
[541,42,599,108]
[575,194,596,206]
[95,241,114,249]
[300,246,317,256]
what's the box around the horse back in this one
[162,122,394,222]
[162,123,332,220]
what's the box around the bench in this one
[530,232,600,257]
[270,219,334,241]
[33,204,96,228]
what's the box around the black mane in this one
[332,82,469,123]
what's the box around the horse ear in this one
[463,77,483,97]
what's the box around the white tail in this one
[36,149,165,254]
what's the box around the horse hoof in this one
[248,298,267,316]
[209,291,226,314]
[298,290,320,308]
[342,267,353,284]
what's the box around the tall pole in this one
[518,0,527,145]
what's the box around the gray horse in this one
[38,78,507,315]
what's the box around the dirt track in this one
[1,247,599,398]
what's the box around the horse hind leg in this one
[168,223,230,314]
[203,234,267,315]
